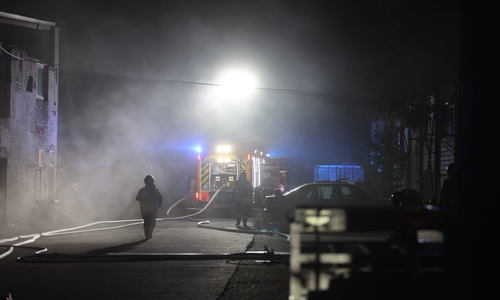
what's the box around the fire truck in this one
[192,142,288,213]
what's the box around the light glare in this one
[218,69,257,98]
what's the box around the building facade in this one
[407,83,457,204]
[0,12,59,228]
[367,80,457,203]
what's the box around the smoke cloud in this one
[1,0,376,224]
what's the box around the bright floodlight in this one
[218,69,257,98]
[216,145,231,153]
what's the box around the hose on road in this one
[1,188,289,261]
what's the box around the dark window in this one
[0,51,11,118]
[0,158,7,222]
[26,75,33,92]
[329,186,344,200]
[445,105,455,135]
[37,64,48,100]
[318,186,333,199]
[344,186,366,201]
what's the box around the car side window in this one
[344,186,363,201]
[300,184,370,201]
[329,186,344,200]
[303,186,316,199]
[305,186,331,199]
[318,186,333,199]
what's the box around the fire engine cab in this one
[192,142,288,213]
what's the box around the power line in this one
[1,45,361,99]
[62,65,359,98]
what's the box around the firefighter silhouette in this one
[234,171,253,228]
[439,162,458,213]
[136,175,163,240]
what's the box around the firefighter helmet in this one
[144,175,155,184]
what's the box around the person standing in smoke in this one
[136,175,163,240]
[234,171,253,228]
[439,162,459,214]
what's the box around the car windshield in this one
[283,183,368,201]
[283,184,308,196]
[306,185,347,200]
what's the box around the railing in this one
[289,205,445,300]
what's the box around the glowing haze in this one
[216,68,257,99]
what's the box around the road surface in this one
[1,218,290,300]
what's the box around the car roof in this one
[313,180,354,184]
[284,181,357,195]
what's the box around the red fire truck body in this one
[193,142,288,211]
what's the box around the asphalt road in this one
[1,206,452,300]
[0,218,291,300]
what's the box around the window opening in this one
[37,64,45,99]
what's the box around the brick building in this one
[0,12,59,228]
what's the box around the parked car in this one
[261,181,391,226]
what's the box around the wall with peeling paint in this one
[0,15,58,229]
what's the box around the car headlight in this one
[297,208,347,232]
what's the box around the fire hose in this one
[0,188,289,262]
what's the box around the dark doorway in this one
[0,158,7,226]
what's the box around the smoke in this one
[12,0,377,223]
